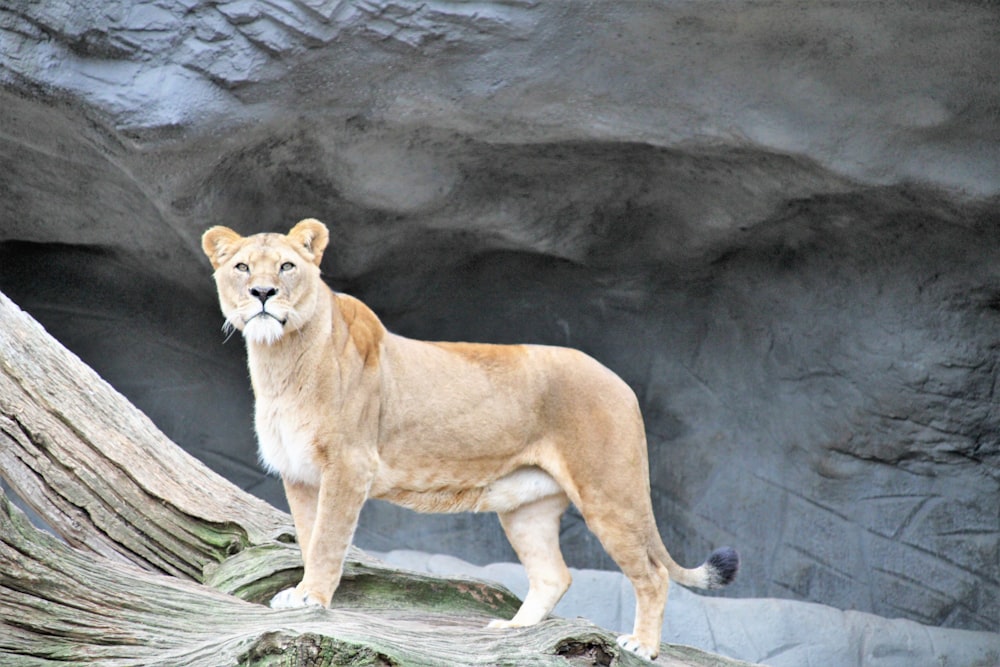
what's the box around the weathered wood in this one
[0,490,627,667]
[0,291,291,578]
[0,290,758,666]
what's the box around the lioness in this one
[202,219,738,659]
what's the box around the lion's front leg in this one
[271,449,376,609]
[282,477,319,564]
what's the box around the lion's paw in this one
[269,587,324,609]
[616,634,656,660]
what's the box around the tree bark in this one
[0,290,755,667]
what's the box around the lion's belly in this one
[370,465,564,514]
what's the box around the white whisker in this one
[221,318,238,343]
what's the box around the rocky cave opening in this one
[1,1,997,663]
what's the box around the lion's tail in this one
[651,532,740,590]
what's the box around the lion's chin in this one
[242,314,286,346]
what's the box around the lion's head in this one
[201,219,330,345]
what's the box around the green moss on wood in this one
[189,520,252,557]
[206,542,522,620]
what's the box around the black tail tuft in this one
[706,547,740,588]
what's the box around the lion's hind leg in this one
[611,543,670,659]
[574,497,670,660]
[488,493,572,629]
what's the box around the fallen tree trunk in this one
[0,290,756,667]
[0,490,635,666]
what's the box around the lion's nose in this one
[249,286,278,303]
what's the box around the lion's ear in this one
[288,218,329,266]
[202,226,243,270]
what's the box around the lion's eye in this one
[234,262,249,272]
[280,261,295,272]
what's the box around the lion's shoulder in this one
[333,292,385,368]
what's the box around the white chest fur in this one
[255,401,321,487]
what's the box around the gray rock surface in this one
[377,549,1000,667]
[0,0,997,646]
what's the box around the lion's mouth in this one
[246,310,287,326]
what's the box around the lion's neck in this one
[244,287,386,406]
[245,287,335,399]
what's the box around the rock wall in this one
[1,0,997,636]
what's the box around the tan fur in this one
[335,293,383,367]
[202,219,736,660]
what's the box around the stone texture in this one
[377,549,1000,667]
[0,0,998,650]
